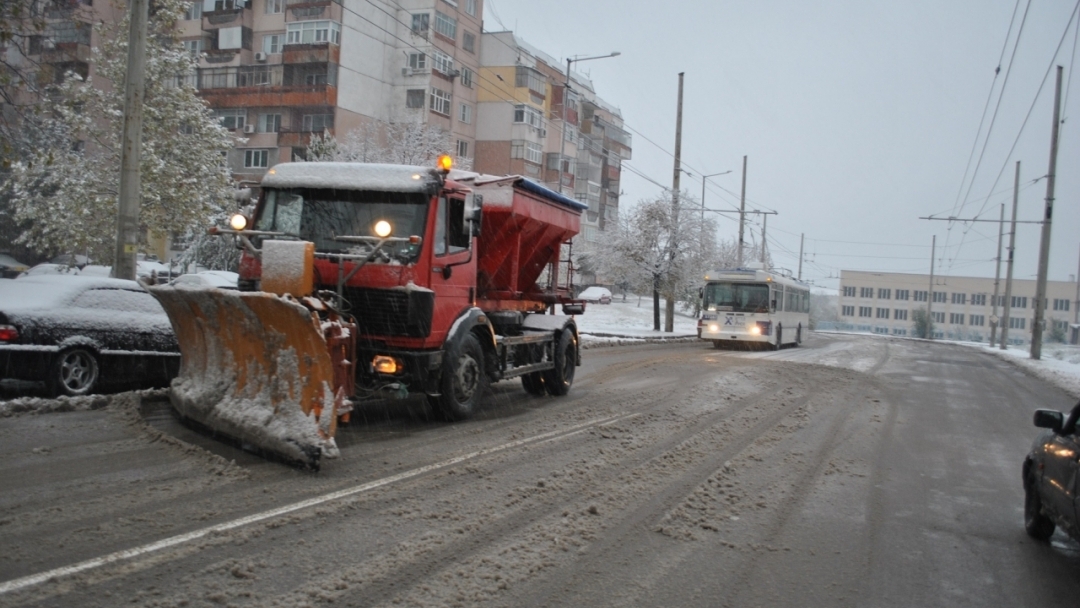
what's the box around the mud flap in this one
[147,286,339,470]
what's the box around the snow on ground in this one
[970,342,1080,399]
[573,295,699,347]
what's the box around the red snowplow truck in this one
[148,157,587,469]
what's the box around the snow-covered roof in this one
[2,275,147,311]
[260,162,443,193]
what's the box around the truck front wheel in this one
[543,330,576,396]
[436,332,487,420]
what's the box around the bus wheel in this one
[796,324,802,346]
[712,340,722,349]
[773,326,782,350]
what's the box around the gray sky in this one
[483,0,1080,289]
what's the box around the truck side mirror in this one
[464,193,482,237]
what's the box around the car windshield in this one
[703,282,770,313]
[254,188,429,263]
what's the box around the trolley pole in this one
[927,235,935,340]
[112,0,149,280]
[798,233,804,280]
[737,155,747,267]
[664,72,685,333]
[1001,161,1021,350]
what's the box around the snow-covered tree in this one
[1,0,236,264]
[303,121,472,170]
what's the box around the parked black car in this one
[1022,400,1080,543]
[0,275,180,396]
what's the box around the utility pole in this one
[760,214,768,264]
[664,72,685,333]
[737,155,747,267]
[927,235,935,340]
[1001,161,1021,350]
[112,0,149,280]
[1074,244,1079,333]
[1031,65,1063,360]
[990,204,1004,347]
[798,233,804,280]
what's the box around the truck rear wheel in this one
[543,330,576,396]
[436,332,487,420]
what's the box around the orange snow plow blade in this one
[147,285,341,470]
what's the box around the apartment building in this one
[838,270,1080,344]
[179,0,484,182]
[474,31,631,243]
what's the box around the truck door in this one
[430,195,475,339]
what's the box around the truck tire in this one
[543,330,576,396]
[48,347,100,397]
[436,332,487,420]
[521,373,546,396]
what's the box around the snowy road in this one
[1,333,1078,607]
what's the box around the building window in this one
[458,102,472,124]
[457,139,469,158]
[302,114,333,132]
[514,104,544,128]
[971,294,986,306]
[462,30,475,53]
[842,286,855,298]
[263,33,283,54]
[441,0,458,6]
[893,328,908,336]
[842,305,854,316]
[406,89,426,108]
[182,39,202,58]
[859,287,873,298]
[432,50,454,76]
[215,108,246,129]
[932,291,946,303]
[858,306,872,318]
[932,311,945,323]
[265,0,283,14]
[434,11,457,40]
[411,13,430,35]
[1009,317,1026,329]
[459,67,473,88]
[408,52,427,70]
[515,66,546,96]
[430,87,451,115]
[510,140,543,164]
[258,113,280,133]
[878,288,891,299]
[895,289,909,301]
[286,20,341,45]
[465,0,476,16]
[1011,295,1028,309]
[951,293,967,305]
[244,149,269,168]
[184,2,202,20]
[969,314,985,326]
[1053,298,1071,311]
[894,309,908,321]
[949,313,965,324]
[876,308,890,319]
[914,290,928,302]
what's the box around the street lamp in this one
[700,170,732,221]
[558,51,620,196]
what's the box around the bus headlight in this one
[750,325,761,335]
[708,323,719,332]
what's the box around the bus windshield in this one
[254,188,429,263]
[703,282,770,313]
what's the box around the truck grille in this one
[341,286,433,338]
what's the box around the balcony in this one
[196,64,338,108]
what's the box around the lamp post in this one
[558,52,620,197]
[700,170,732,222]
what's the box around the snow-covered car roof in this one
[259,162,443,193]
[1,275,148,312]
[20,263,81,277]
[579,286,612,299]
[0,254,28,271]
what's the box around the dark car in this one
[1022,400,1080,543]
[0,275,180,396]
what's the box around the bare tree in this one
[303,121,472,169]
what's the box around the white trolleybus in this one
[698,268,810,349]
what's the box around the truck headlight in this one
[373,355,403,374]
[374,220,392,238]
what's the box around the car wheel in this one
[49,347,100,397]
[543,330,576,396]
[435,332,487,421]
[1024,481,1056,541]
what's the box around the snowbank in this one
[574,296,699,347]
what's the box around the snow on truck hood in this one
[260,162,443,193]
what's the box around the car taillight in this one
[0,325,18,342]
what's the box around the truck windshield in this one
[703,282,770,313]
[254,188,429,263]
